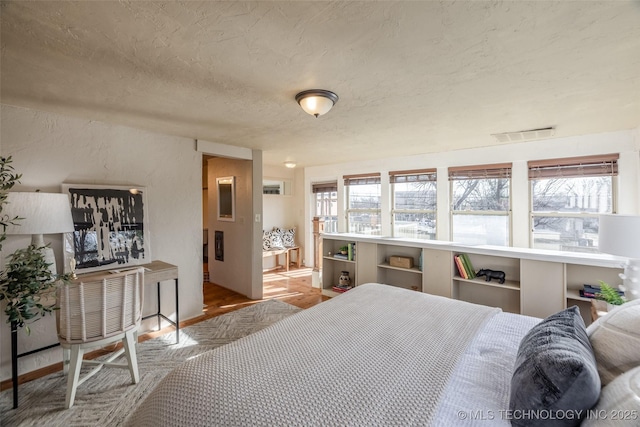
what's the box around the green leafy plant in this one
[0,156,22,251]
[0,156,69,334]
[596,280,626,306]
[0,245,62,334]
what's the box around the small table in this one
[141,261,180,344]
[590,299,608,322]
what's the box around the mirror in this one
[217,176,235,221]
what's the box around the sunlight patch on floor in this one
[219,300,262,310]
[264,284,287,292]
[263,291,302,299]
[154,331,199,347]
[280,269,312,278]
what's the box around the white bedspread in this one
[127,283,535,426]
[435,312,540,425]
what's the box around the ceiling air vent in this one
[491,127,555,143]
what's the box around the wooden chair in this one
[56,268,144,408]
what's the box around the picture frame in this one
[217,176,235,222]
[61,183,151,274]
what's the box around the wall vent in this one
[491,127,555,143]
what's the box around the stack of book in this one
[579,283,625,299]
[332,284,353,293]
[453,253,476,279]
[333,242,356,261]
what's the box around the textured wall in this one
[0,104,203,382]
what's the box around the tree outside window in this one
[344,173,381,235]
[391,169,437,240]
[449,164,512,246]
[529,155,617,253]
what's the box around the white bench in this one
[263,246,301,272]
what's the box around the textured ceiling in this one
[1,1,639,167]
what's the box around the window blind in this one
[389,168,437,183]
[448,163,512,180]
[528,154,619,179]
[312,181,337,193]
[343,173,381,186]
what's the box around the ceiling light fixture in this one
[295,89,339,118]
[284,161,296,169]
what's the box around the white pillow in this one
[262,230,271,251]
[267,229,285,249]
[586,298,640,385]
[581,366,640,427]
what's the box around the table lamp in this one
[3,192,75,275]
[598,214,640,300]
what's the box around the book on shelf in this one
[348,242,356,261]
[580,284,624,299]
[332,284,353,293]
[460,253,476,279]
[454,253,476,279]
[579,290,598,299]
[333,253,349,260]
[454,255,468,279]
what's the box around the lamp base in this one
[619,258,640,301]
[30,233,57,276]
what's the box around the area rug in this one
[0,299,302,427]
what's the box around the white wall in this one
[303,129,640,275]
[261,164,306,267]
[0,104,203,382]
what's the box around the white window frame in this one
[344,173,381,236]
[390,169,437,240]
[529,154,618,252]
[312,181,338,234]
[449,163,512,246]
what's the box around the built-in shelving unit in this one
[321,239,357,298]
[452,252,521,313]
[376,244,422,292]
[565,263,624,325]
[321,233,627,324]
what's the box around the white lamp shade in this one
[298,95,334,117]
[598,214,640,258]
[3,192,74,235]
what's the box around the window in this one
[312,181,338,233]
[344,173,381,235]
[390,169,437,239]
[449,163,512,246]
[529,154,617,253]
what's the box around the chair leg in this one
[65,346,84,409]
[123,330,140,384]
[62,348,70,375]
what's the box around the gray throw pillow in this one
[509,306,600,427]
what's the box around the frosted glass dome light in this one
[295,89,338,118]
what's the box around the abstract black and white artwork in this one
[62,184,150,273]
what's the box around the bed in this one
[126,283,640,427]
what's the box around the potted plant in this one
[0,156,68,334]
[596,280,626,311]
[339,245,348,255]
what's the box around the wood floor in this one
[188,266,328,328]
[1,266,327,392]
